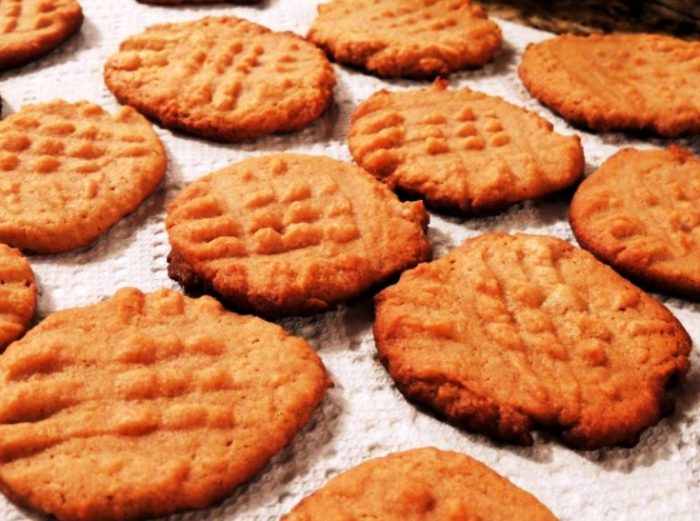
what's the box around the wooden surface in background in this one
[475,0,700,38]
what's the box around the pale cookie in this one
[166,153,431,318]
[519,33,700,137]
[570,146,700,300]
[283,447,557,521]
[0,287,330,521]
[104,16,335,141]
[0,244,36,351]
[349,80,584,215]
[307,0,502,78]
[0,0,83,70]
[0,100,166,253]
[374,233,691,449]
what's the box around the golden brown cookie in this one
[307,0,502,78]
[104,16,335,141]
[519,33,700,137]
[166,153,431,318]
[0,287,330,521]
[570,146,700,300]
[349,80,584,215]
[374,233,691,449]
[0,100,166,254]
[283,447,557,521]
[0,244,36,351]
[0,0,83,70]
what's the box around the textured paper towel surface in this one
[1,1,699,520]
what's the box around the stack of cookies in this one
[0,0,698,520]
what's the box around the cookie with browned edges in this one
[349,80,584,215]
[105,16,335,141]
[308,0,501,78]
[0,288,330,521]
[166,154,431,318]
[283,448,557,520]
[519,33,700,136]
[374,233,691,449]
[571,146,700,300]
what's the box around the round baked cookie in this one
[307,0,502,78]
[374,233,691,449]
[0,100,166,253]
[283,447,557,521]
[349,80,584,215]
[0,244,36,351]
[570,146,700,300]
[0,0,83,70]
[104,16,335,141]
[519,33,700,137]
[0,288,330,521]
[166,153,431,318]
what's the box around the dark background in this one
[475,0,700,38]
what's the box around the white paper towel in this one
[1,1,698,520]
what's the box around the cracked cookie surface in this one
[167,153,431,318]
[0,100,166,253]
[105,16,335,141]
[307,0,501,78]
[374,233,691,449]
[0,288,330,521]
[349,80,584,215]
[519,33,700,136]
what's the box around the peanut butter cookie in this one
[0,244,36,351]
[284,448,557,521]
[519,33,700,136]
[0,0,83,70]
[0,288,330,521]
[571,146,700,300]
[374,233,691,449]
[166,153,431,318]
[104,16,335,141]
[0,100,166,253]
[349,80,584,215]
[307,0,502,78]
